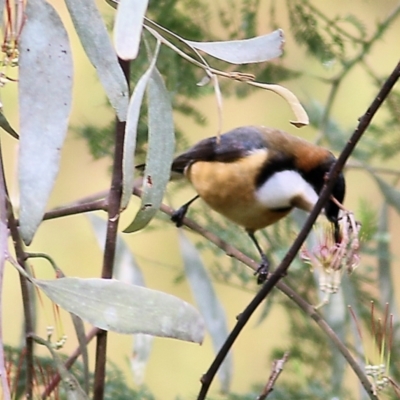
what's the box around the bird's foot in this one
[171,205,188,227]
[254,255,270,284]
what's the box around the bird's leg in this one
[247,231,269,284]
[171,195,200,227]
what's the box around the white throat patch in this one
[255,170,319,211]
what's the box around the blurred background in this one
[3,0,400,399]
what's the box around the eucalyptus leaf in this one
[178,231,232,392]
[0,110,18,139]
[0,0,4,25]
[33,277,205,343]
[373,173,400,213]
[121,41,161,209]
[246,81,309,127]
[377,203,397,309]
[186,29,284,64]
[114,0,149,60]
[18,0,73,244]
[124,67,175,232]
[64,0,129,121]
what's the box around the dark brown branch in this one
[43,198,107,222]
[196,59,400,400]
[93,58,130,400]
[0,142,35,399]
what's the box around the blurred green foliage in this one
[4,345,155,400]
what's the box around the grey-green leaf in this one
[377,203,397,309]
[121,42,160,208]
[114,0,149,60]
[18,0,73,244]
[372,173,400,213]
[0,110,19,139]
[124,67,175,232]
[33,277,205,343]
[186,29,284,64]
[0,0,4,26]
[64,0,129,121]
[178,232,232,392]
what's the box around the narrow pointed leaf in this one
[130,333,154,385]
[373,173,400,213]
[114,0,149,60]
[124,67,175,232]
[247,81,309,127]
[121,41,160,208]
[0,0,4,25]
[377,203,397,310]
[186,30,284,64]
[178,232,232,391]
[33,277,205,342]
[18,0,73,244]
[65,0,129,121]
[0,110,18,139]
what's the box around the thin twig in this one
[0,145,35,398]
[195,59,400,400]
[257,352,289,400]
[42,198,106,222]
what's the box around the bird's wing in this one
[171,126,267,173]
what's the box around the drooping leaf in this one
[247,81,309,127]
[114,0,149,60]
[124,67,175,232]
[377,203,397,309]
[373,173,400,213]
[186,30,284,64]
[0,110,18,139]
[33,277,205,343]
[0,0,4,25]
[121,41,160,209]
[64,0,129,121]
[18,0,73,244]
[178,231,232,392]
[130,333,154,385]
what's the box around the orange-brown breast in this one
[185,150,291,231]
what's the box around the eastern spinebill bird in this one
[168,126,345,282]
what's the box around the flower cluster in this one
[301,211,361,306]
